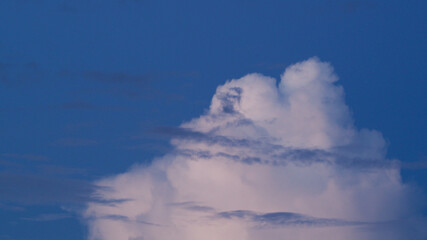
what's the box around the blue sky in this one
[0,0,426,239]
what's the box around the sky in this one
[0,0,426,239]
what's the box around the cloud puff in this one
[84,58,424,240]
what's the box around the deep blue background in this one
[0,0,426,239]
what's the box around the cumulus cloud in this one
[84,58,425,240]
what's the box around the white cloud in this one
[84,58,424,240]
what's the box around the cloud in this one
[81,71,152,85]
[59,100,99,110]
[21,213,72,222]
[55,100,132,111]
[52,138,98,146]
[0,61,44,86]
[84,58,425,240]
[1,153,49,161]
[56,68,193,102]
[151,126,401,169]
[0,172,99,205]
[216,210,365,227]
[0,202,25,212]
[342,0,377,13]
[37,164,88,176]
[0,154,108,207]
